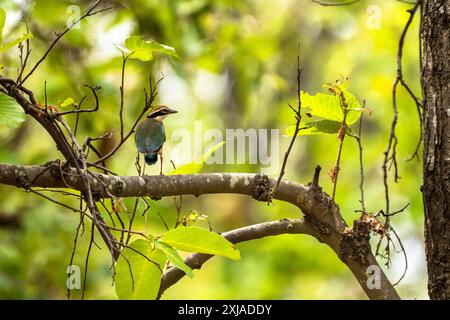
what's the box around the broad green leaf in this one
[285,120,342,136]
[0,93,26,128]
[147,40,180,58]
[168,141,225,175]
[0,8,5,45]
[123,36,180,61]
[115,239,166,300]
[301,92,342,122]
[0,8,32,52]
[58,97,75,108]
[115,44,131,55]
[301,90,361,125]
[343,91,364,124]
[124,36,152,61]
[154,241,194,278]
[0,32,32,52]
[160,226,240,260]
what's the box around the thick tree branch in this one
[0,76,78,166]
[0,163,400,299]
[158,219,314,298]
[421,0,450,299]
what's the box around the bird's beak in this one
[166,108,178,114]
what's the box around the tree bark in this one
[0,164,400,299]
[421,0,450,300]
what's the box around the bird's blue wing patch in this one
[135,119,166,154]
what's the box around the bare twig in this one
[382,1,420,219]
[119,54,128,140]
[1,165,400,299]
[74,96,87,136]
[58,118,119,260]
[372,203,409,284]
[330,84,350,200]
[91,76,164,165]
[312,0,362,6]
[111,239,162,271]
[349,102,366,212]
[20,0,112,85]
[16,23,32,84]
[99,199,116,227]
[28,188,89,216]
[158,219,313,298]
[81,215,95,300]
[67,198,85,300]
[389,226,408,286]
[57,85,101,116]
[272,47,303,198]
[0,76,79,166]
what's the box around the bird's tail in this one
[144,153,158,165]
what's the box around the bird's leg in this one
[159,149,164,175]
[136,152,146,176]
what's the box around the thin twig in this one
[16,22,31,83]
[57,84,101,116]
[81,214,95,300]
[120,55,128,140]
[350,101,366,212]
[312,0,362,6]
[271,46,303,198]
[382,1,420,217]
[92,76,164,165]
[20,0,112,85]
[331,85,349,200]
[110,240,162,271]
[389,226,408,286]
[66,197,85,300]
[28,188,89,216]
[158,219,313,298]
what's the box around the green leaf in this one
[123,36,180,61]
[147,40,180,58]
[168,141,225,175]
[301,92,342,122]
[58,97,75,108]
[0,32,33,53]
[185,210,209,223]
[115,44,131,55]
[343,91,363,124]
[301,90,361,125]
[154,241,194,278]
[160,226,240,260]
[0,8,5,45]
[285,120,342,136]
[0,7,32,52]
[0,93,26,128]
[115,239,166,300]
[124,36,152,61]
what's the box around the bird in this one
[135,105,178,175]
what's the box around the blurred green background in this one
[0,0,425,299]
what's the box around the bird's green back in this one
[135,118,166,154]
